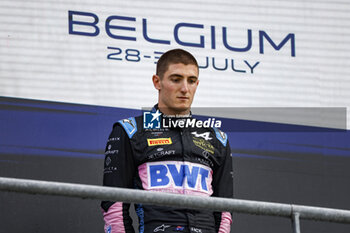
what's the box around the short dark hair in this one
[156,49,199,78]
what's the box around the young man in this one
[101,49,233,233]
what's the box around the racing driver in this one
[101,49,233,233]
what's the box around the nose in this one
[180,80,189,93]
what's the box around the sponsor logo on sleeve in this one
[108,137,120,142]
[105,156,111,166]
[105,144,119,155]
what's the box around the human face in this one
[153,63,199,115]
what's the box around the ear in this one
[152,75,161,90]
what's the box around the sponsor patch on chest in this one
[192,137,214,154]
[138,161,213,195]
[147,138,172,146]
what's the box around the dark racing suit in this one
[101,109,233,233]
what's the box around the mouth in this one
[177,97,189,100]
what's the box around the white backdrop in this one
[1,0,350,127]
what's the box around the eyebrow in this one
[169,74,183,78]
[169,74,198,80]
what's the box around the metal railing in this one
[1,177,350,233]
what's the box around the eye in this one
[188,78,197,84]
[171,78,180,83]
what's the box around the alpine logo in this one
[191,131,212,141]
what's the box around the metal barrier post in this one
[292,212,301,233]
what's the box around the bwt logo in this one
[147,162,212,193]
[68,10,296,57]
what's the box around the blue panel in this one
[1,96,350,162]
[0,97,141,159]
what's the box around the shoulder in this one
[113,116,142,139]
[211,127,228,147]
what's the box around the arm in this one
[101,123,136,233]
[212,139,233,233]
